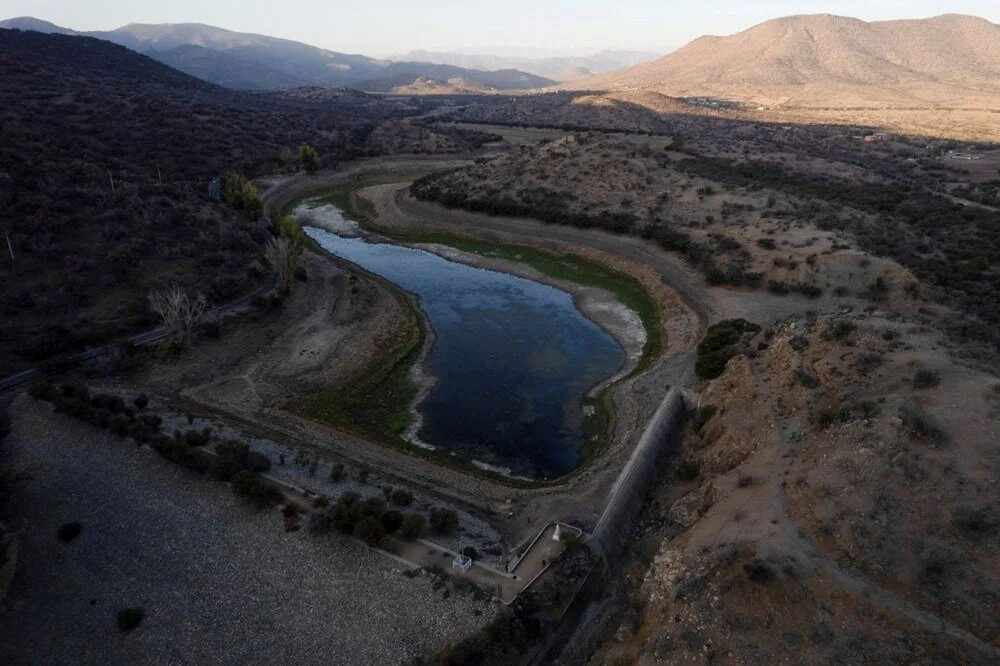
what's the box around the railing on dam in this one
[587,387,688,566]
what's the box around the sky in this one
[5,0,999,56]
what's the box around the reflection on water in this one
[304,215,624,479]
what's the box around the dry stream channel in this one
[297,199,630,480]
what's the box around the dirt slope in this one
[568,14,1000,107]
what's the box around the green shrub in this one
[353,516,385,546]
[695,319,760,380]
[462,546,478,560]
[429,507,460,534]
[116,607,144,632]
[401,513,426,538]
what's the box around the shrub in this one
[695,319,760,380]
[675,460,700,481]
[743,559,776,583]
[353,516,385,546]
[462,546,478,560]
[381,510,403,533]
[429,507,460,534]
[330,463,345,482]
[390,489,413,507]
[952,504,999,538]
[57,521,82,542]
[913,369,940,389]
[116,608,144,632]
[230,470,281,508]
[899,404,950,447]
[133,393,148,410]
[828,320,856,340]
[401,512,426,538]
[737,475,754,488]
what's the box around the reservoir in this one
[300,201,625,479]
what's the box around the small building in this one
[452,554,472,573]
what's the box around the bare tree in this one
[264,237,302,295]
[149,285,209,339]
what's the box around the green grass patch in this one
[287,286,423,445]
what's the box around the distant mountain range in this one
[567,14,1000,107]
[0,17,555,92]
[390,50,663,81]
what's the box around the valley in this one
[1,9,999,665]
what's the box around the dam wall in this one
[588,387,688,565]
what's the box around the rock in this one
[668,482,719,527]
[889,416,903,429]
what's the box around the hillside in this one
[0,29,481,374]
[569,14,1000,107]
[355,62,553,93]
[150,44,309,90]
[0,17,555,91]
[391,49,661,81]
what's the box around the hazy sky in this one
[6,0,999,56]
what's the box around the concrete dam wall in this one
[588,387,688,565]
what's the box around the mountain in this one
[96,22,387,86]
[0,17,554,91]
[0,16,74,34]
[568,14,1000,107]
[354,62,554,93]
[149,44,309,90]
[391,49,662,81]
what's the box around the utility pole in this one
[108,169,116,193]
[5,232,13,263]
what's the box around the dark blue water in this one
[306,225,624,478]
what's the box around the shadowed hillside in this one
[0,29,472,373]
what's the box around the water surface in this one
[302,205,624,478]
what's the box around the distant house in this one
[863,133,890,143]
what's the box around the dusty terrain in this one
[0,396,494,664]
[595,311,1000,663]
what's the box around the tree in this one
[148,284,208,340]
[221,171,262,219]
[400,513,425,538]
[299,144,321,174]
[264,237,303,295]
[429,507,459,534]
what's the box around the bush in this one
[743,559,776,583]
[462,546,478,560]
[696,319,760,380]
[828,320,856,340]
[429,507,460,534]
[330,463,345,482]
[353,516,385,546]
[675,460,700,481]
[913,369,940,389]
[57,521,82,542]
[401,513,426,538]
[390,489,413,507]
[116,607,144,632]
[133,393,148,410]
[230,470,281,508]
[381,510,403,533]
